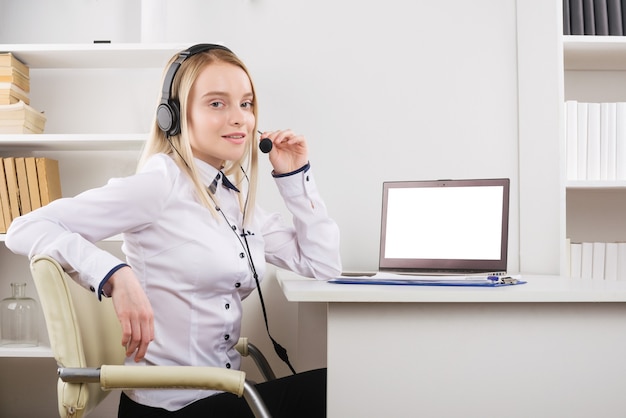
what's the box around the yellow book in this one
[36,158,62,206]
[0,158,11,234]
[24,157,41,211]
[4,157,21,220]
[0,197,5,233]
[0,69,29,93]
[0,53,30,78]
[0,120,44,134]
[0,159,11,229]
[0,82,29,105]
[0,95,23,105]
[0,101,46,126]
[15,157,31,214]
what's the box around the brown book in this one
[15,157,31,214]
[0,69,29,92]
[0,120,44,134]
[36,158,62,205]
[4,157,21,220]
[0,94,25,105]
[0,53,30,78]
[24,157,41,210]
[0,159,9,233]
[0,82,29,105]
[0,195,5,233]
[0,101,46,131]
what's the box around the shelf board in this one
[566,180,626,189]
[564,36,626,70]
[0,134,146,151]
[0,344,53,358]
[0,43,191,69]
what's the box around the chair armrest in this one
[235,337,276,382]
[60,366,246,397]
[236,337,249,356]
[59,366,272,417]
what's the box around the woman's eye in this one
[241,101,253,109]
[209,101,224,108]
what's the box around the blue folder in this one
[329,275,526,287]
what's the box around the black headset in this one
[156,44,233,137]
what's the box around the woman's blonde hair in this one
[138,47,259,224]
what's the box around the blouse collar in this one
[193,158,240,194]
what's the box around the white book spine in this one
[577,102,589,180]
[616,102,626,180]
[600,103,610,180]
[607,102,617,180]
[570,242,582,278]
[581,242,594,279]
[566,101,579,180]
[592,242,606,280]
[605,242,619,281]
[617,243,626,280]
[587,103,601,181]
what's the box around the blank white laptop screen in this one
[379,178,510,274]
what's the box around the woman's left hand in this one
[260,129,309,174]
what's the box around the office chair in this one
[30,254,275,418]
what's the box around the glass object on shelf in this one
[0,283,39,347]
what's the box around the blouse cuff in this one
[98,263,129,301]
[272,162,310,178]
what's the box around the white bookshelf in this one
[0,345,53,358]
[0,43,189,69]
[0,43,187,358]
[562,35,626,274]
[564,36,626,70]
[0,134,147,151]
[566,180,626,190]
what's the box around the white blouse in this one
[5,153,342,411]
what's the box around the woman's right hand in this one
[108,266,154,362]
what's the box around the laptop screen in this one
[379,178,510,274]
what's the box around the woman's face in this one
[187,61,255,169]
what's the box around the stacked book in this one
[564,101,626,181]
[0,157,62,233]
[568,240,626,280]
[564,0,626,35]
[0,52,46,134]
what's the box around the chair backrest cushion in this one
[30,255,125,418]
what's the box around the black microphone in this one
[258,130,273,153]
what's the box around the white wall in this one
[0,0,559,416]
[0,0,522,273]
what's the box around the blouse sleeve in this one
[260,165,342,280]
[5,157,174,297]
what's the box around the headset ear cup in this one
[157,99,180,136]
[157,102,174,134]
[168,99,181,136]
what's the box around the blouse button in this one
[232,225,237,231]
[226,363,231,369]
[224,334,230,341]
[235,282,241,288]
[239,252,245,258]
[225,303,230,309]
[89,286,95,293]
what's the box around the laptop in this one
[370,178,510,276]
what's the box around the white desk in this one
[277,273,626,418]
